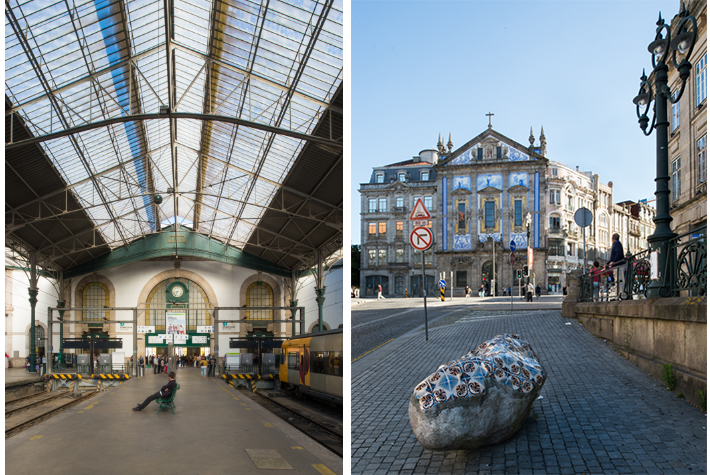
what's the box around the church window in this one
[485,201,495,229]
[424,196,433,210]
[496,146,502,159]
[476,148,482,160]
[421,171,429,181]
[378,198,387,212]
[514,200,522,226]
[368,199,376,213]
[457,201,466,233]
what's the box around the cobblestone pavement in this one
[351,309,706,475]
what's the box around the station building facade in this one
[5,227,343,365]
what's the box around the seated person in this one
[133,371,176,411]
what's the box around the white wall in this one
[295,266,343,332]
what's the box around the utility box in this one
[240,353,253,365]
[262,353,275,365]
[63,353,73,366]
[99,354,112,373]
[77,354,90,374]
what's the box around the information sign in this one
[197,326,214,334]
[116,322,133,333]
[137,326,155,333]
[438,280,446,289]
[148,336,163,344]
[510,240,517,252]
[192,336,208,344]
[410,226,433,251]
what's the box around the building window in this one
[396,248,404,263]
[368,223,376,237]
[378,198,386,212]
[427,220,433,228]
[424,196,433,210]
[549,216,560,230]
[396,221,403,238]
[477,148,483,160]
[456,271,467,288]
[496,146,502,159]
[671,157,681,202]
[368,249,376,267]
[395,276,404,294]
[568,243,575,256]
[457,201,466,233]
[83,282,108,322]
[396,196,404,207]
[378,222,387,235]
[376,173,384,183]
[600,214,606,226]
[485,201,495,229]
[551,168,558,177]
[697,53,707,106]
[671,90,680,131]
[514,200,522,226]
[421,171,429,181]
[398,172,406,182]
[246,282,273,322]
[368,199,376,213]
[698,135,707,185]
[378,249,387,265]
[424,250,433,266]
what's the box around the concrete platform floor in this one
[5,367,44,386]
[6,366,342,475]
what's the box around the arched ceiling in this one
[5,0,343,274]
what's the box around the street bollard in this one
[405,289,408,298]
[440,287,445,302]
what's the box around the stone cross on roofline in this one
[486,112,494,128]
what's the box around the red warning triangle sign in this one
[409,198,432,220]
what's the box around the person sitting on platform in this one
[133,371,176,411]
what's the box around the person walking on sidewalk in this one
[535,284,541,300]
[526,282,534,302]
[377,284,385,299]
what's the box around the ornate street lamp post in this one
[633,5,697,298]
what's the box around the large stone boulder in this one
[408,334,546,450]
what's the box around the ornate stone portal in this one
[408,334,546,450]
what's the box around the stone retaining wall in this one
[563,291,706,411]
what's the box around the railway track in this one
[5,391,96,438]
[241,389,343,457]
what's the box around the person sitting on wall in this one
[133,371,176,411]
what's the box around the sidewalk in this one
[352,309,705,474]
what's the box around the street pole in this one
[422,251,428,341]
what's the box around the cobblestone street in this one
[351,309,706,474]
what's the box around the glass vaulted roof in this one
[5,0,342,266]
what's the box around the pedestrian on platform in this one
[535,284,541,300]
[200,358,207,378]
[133,371,176,411]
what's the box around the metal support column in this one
[47,308,53,375]
[214,309,219,375]
[28,252,38,373]
[57,271,65,369]
[133,308,138,377]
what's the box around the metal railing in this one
[580,225,706,301]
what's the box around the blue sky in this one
[350,0,680,244]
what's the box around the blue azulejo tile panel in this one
[412,334,545,411]
[450,150,472,165]
[478,232,501,243]
[453,175,471,191]
[508,172,529,188]
[510,232,528,249]
[453,234,471,250]
[508,147,530,161]
[476,174,503,191]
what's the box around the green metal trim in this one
[4,266,55,278]
[63,226,291,279]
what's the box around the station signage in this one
[192,336,208,344]
[197,326,214,333]
[148,336,163,344]
[116,323,133,333]
[138,326,155,333]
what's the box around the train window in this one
[287,353,299,370]
[327,352,342,377]
[311,351,327,374]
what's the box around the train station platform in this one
[5,367,44,387]
[6,366,342,475]
[352,308,706,474]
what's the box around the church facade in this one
[434,126,548,295]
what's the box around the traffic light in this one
[523,266,529,277]
[516,269,523,280]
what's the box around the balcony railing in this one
[579,225,706,301]
[393,206,407,214]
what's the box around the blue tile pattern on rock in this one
[412,334,545,411]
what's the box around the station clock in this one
[167,281,188,303]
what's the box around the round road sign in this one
[438,280,446,288]
[574,207,594,227]
[410,226,433,251]
[509,252,516,265]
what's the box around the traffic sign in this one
[509,252,516,265]
[413,219,428,227]
[574,207,593,228]
[410,226,433,250]
[438,280,446,289]
[510,240,517,252]
[410,198,432,221]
